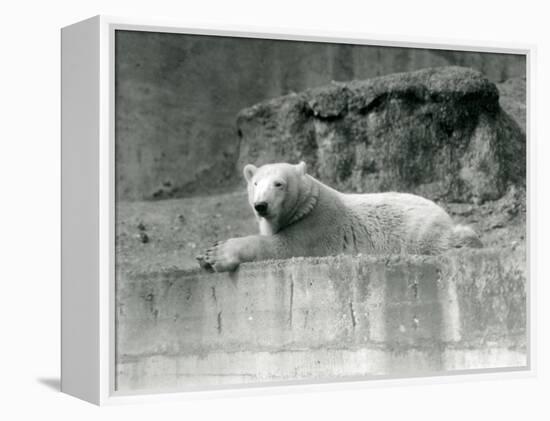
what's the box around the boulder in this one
[236,67,525,204]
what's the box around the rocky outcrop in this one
[237,67,525,204]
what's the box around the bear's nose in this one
[254,202,268,216]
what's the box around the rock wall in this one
[115,30,526,201]
[237,67,525,203]
[497,77,526,133]
[116,249,526,392]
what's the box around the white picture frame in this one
[61,15,535,405]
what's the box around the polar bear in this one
[197,161,482,272]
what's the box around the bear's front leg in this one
[197,235,275,273]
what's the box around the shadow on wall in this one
[115,31,526,201]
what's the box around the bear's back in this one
[339,191,455,254]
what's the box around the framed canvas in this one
[61,15,534,405]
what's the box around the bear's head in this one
[243,161,317,234]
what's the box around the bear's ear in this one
[296,161,307,176]
[243,164,257,182]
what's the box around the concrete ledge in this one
[115,248,526,392]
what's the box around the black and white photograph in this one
[114,30,527,393]
[5,0,550,418]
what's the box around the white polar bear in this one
[197,161,482,272]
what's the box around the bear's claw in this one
[196,254,215,272]
[197,239,239,273]
[197,240,225,272]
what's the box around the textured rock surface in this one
[116,249,526,391]
[115,30,526,201]
[497,77,526,133]
[237,67,525,204]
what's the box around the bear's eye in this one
[253,181,258,186]
[274,182,283,188]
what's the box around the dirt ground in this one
[115,185,526,276]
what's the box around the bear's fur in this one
[197,161,482,272]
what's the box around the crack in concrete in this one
[289,275,294,328]
[217,311,222,334]
[349,301,357,329]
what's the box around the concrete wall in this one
[115,30,526,200]
[115,248,526,392]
